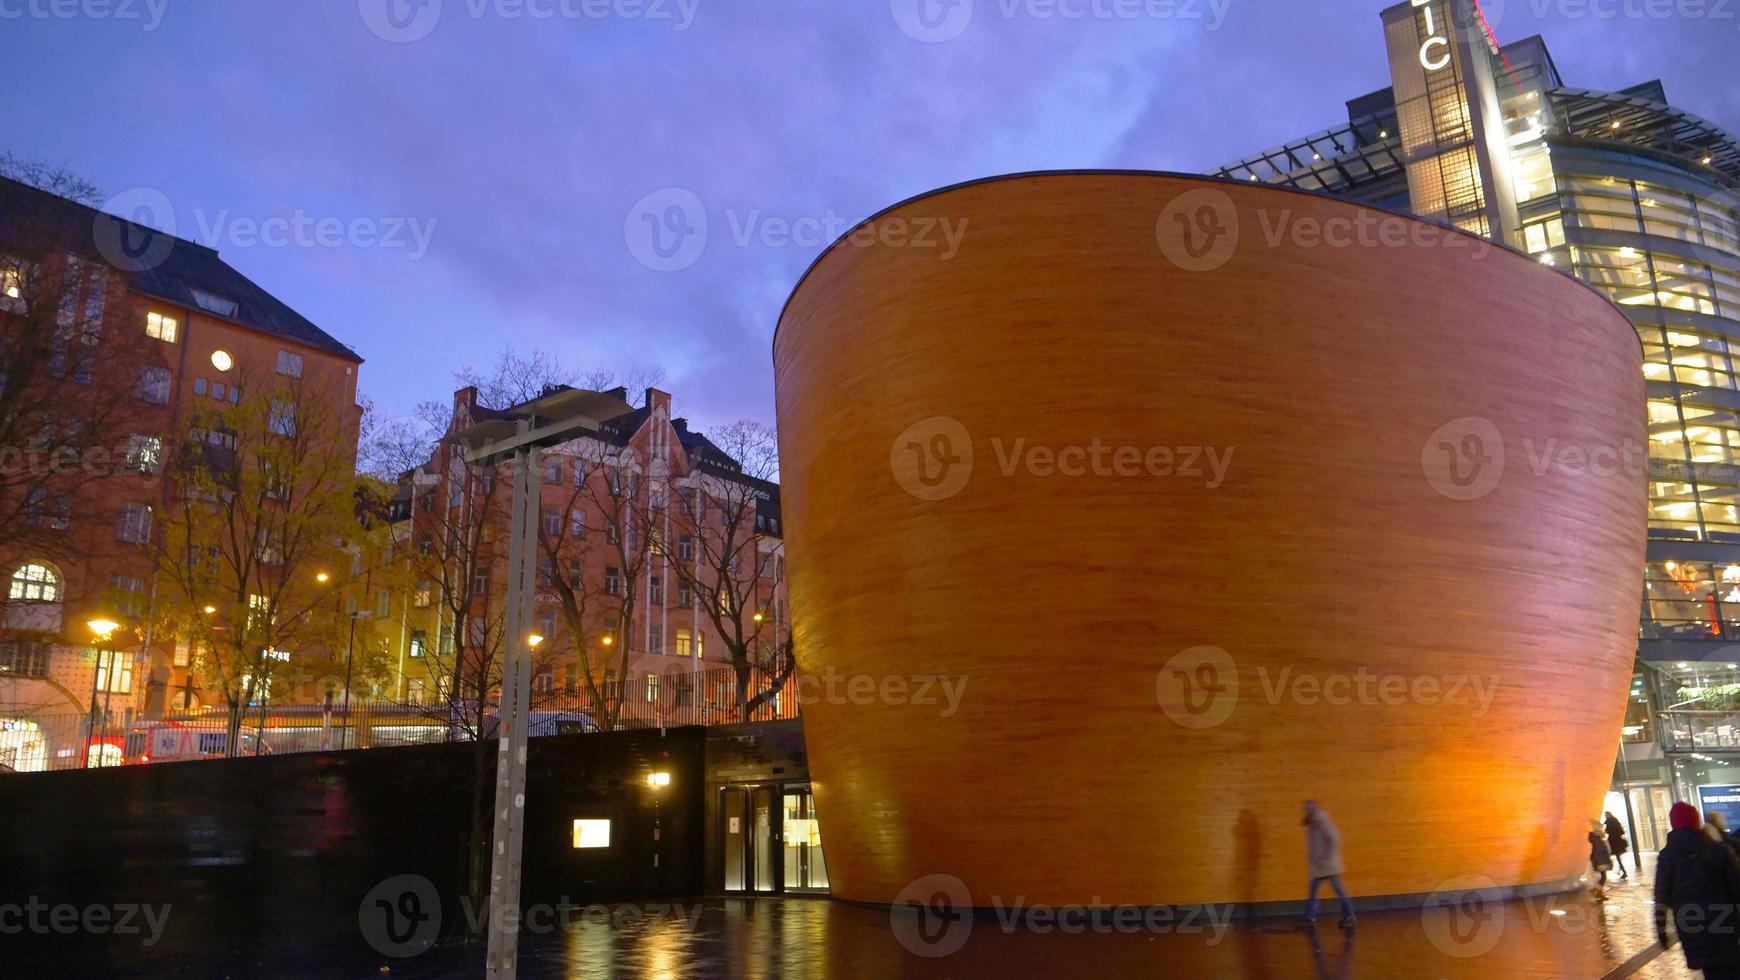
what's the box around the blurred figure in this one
[1708,811,1740,863]
[1588,820,1613,900]
[1656,802,1740,980]
[1606,811,1633,878]
[1302,799,1356,930]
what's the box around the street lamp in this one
[447,384,634,980]
[317,570,366,751]
[528,634,545,649]
[85,619,120,768]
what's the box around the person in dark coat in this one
[1606,811,1632,878]
[1589,821,1614,900]
[1656,801,1740,979]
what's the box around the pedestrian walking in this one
[1302,799,1356,930]
[1606,811,1633,878]
[1656,802,1740,980]
[1589,820,1613,900]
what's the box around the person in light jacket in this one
[1303,799,1356,929]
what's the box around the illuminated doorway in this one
[722,783,827,894]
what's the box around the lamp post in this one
[447,385,633,980]
[85,619,120,767]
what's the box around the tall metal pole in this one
[339,611,358,750]
[84,645,104,767]
[485,430,540,979]
[100,652,116,763]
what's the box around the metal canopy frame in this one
[1549,87,1740,188]
[1213,118,1406,194]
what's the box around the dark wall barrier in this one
[0,726,705,976]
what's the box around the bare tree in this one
[357,396,440,481]
[668,420,793,720]
[0,151,103,206]
[536,441,657,731]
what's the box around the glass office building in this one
[1216,0,1740,837]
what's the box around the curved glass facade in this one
[1531,155,1740,554]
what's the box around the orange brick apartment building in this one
[0,176,362,769]
[388,384,790,723]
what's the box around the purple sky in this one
[4,0,1736,434]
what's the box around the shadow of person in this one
[1233,808,1262,910]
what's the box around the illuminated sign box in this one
[572,819,611,849]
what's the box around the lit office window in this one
[146,311,178,343]
[572,819,610,849]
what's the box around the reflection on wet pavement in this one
[363,867,1670,979]
[9,861,1678,978]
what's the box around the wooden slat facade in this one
[773,173,1647,909]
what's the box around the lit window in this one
[125,434,163,474]
[647,672,660,702]
[8,563,61,603]
[191,290,238,318]
[676,629,693,657]
[409,629,427,658]
[95,650,133,694]
[277,350,304,378]
[0,257,22,299]
[247,594,274,632]
[146,311,178,343]
[572,819,610,849]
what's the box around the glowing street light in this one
[646,771,671,787]
[528,634,545,649]
[315,571,331,584]
[85,618,122,767]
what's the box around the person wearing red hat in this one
[1658,801,1740,978]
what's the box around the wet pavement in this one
[347,870,1673,979]
[15,860,1681,978]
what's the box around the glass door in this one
[783,786,829,893]
[723,785,783,894]
[752,786,777,892]
[724,785,748,892]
